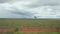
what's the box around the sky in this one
[0,0,60,18]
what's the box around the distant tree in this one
[54,21,60,34]
[55,24,60,32]
[15,27,19,32]
[34,16,37,19]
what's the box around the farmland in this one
[0,18,60,34]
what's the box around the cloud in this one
[24,0,60,8]
[0,2,34,18]
[0,0,60,18]
[11,10,33,17]
[0,0,21,3]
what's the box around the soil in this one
[19,27,58,32]
[0,27,16,32]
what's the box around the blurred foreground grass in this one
[15,32,60,34]
[0,32,59,34]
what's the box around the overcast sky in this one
[0,0,60,18]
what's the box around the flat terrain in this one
[0,18,60,34]
[0,18,59,27]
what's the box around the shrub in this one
[15,32,24,34]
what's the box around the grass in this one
[15,32,25,34]
[0,18,59,28]
[37,32,59,34]
[0,32,14,34]
[0,32,59,34]
[15,32,60,34]
[0,18,60,34]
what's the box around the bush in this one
[0,32,14,34]
[15,32,24,34]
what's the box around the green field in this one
[15,32,60,34]
[0,18,60,34]
[0,18,60,28]
[0,18,60,27]
[0,32,60,34]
